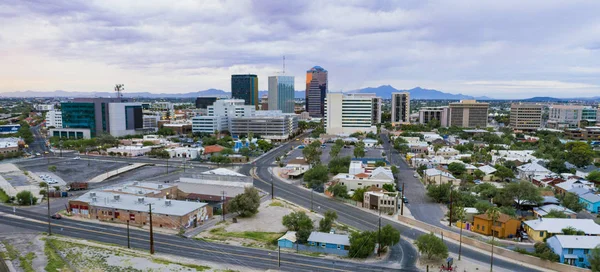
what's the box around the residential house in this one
[331,167,395,191]
[477,165,497,181]
[579,192,600,214]
[202,145,225,158]
[533,204,577,219]
[282,157,310,179]
[423,168,459,185]
[576,165,600,180]
[472,213,520,238]
[517,162,552,180]
[307,232,350,256]
[278,231,297,249]
[547,235,600,268]
[523,218,600,242]
[554,178,593,195]
[429,146,460,158]
[165,147,204,159]
[491,150,536,165]
[363,138,378,147]
[532,176,565,189]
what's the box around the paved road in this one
[28,124,50,154]
[0,205,403,272]
[247,137,541,272]
[380,133,446,228]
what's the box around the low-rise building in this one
[579,192,600,214]
[177,169,253,210]
[517,162,552,180]
[0,138,21,154]
[523,218,600,242]
[106,146,153,157]
[307,232,350,256]
[423,168,459,185]
[165,147,204,159]
[363,190,397,214]
[547,235,600,268]
[69,190,211,229]
[533,204,577,219]
[331,167,394,192]
[472,213,520,238]
[477,165,497,181]
[48,128,91,139]
[282,158,310,179]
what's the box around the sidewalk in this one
[87,163,148,183]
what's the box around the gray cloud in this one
[1,0,600,98]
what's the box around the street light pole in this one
[448,186,453,227]
[59,140,63,157]
[400,183,405,216]
[127,220,131,249]
[310,188,314,211]
[46,183,51,235]
[378,208,381,257]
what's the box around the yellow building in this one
[473,213,520,238]
[523,218,600,242]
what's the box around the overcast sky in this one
[2,0,600,98]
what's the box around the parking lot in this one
[283,142,387,165]
[17,158,128,183]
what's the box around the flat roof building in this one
[510,103,543,131]
[231,74,259,109]
[325,93,381,135]
[391,92,410,124]
[305,66,328,117]
[268,76,295,113]
[418,106,450,127]
[449,100,489,128]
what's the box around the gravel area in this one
[18,159,128,183]
[0,234,47,272]
[224,199,320,233]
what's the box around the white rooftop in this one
[278,231,297,243]
[424,168,456,179]
[307,232,350,246]
[478,165,497,175]
[550,235,600,249]
[75,191,206,216]
[517,163,551,173]
[524,218,600,234]
[202,168,245,177]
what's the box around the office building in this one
[391,92,410,124]
[448,100,489,128]
[142,114,160,132]
[0,138,21,154]
[61,98,143,137]
[563,127,600,140]
[548,105,598,129]
[34,104,54,111]
[49,128,91,139]
[195,97,218,109]
[45,110,62,128]
[268,76,295,113]
[231,74,259,109]
[324,93,381,135]
[229,110,298,140]
[305,66,328,117]
[510,103,543,131]
[418,107,450,127]
[191,99,255,134]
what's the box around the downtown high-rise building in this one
[448,100,489,128]
[391,92,410,124]
[324,93,381,135]
[510,103,543,131]
[231,74,259,109]
[305,66,328,117]
[268,75,295,113]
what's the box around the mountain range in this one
[1,86,599,101]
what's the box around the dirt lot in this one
[0,234,248,272]
[197,199,324,250]
[18,159,128,183]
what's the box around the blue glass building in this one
[268,76,295,113]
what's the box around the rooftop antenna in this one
[282,55,285,74]
[115,84,124,98]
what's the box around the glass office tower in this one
[268,76,295,113]
[231,74,259,109]
[305,66,327,117]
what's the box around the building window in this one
[584,249,590,254]
[337,245,341,250]
[540,231,544,237]
[482,226,485,231]
[568,248,573,254]
[477,225,480,230]
[579,257,584,262]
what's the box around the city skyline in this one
[2,1,600,98]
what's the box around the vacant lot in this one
[18,159,127,183]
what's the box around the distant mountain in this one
[520,97,565,102]
[349,85,491,100]
[0,89,232,98]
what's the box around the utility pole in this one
[46,182,51,235]
[400,183,405,216]
[378,208,381,257]
[271,175,274,200]
[148,203,154,254]
[166,158,169,174]
[222,191,226,222]
[448,186,453,227]
[278,245,281,267]
[310,189,314,211]
[127,220,130,249]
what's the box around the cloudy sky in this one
[2,0,600,98]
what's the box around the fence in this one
[398,215,590,272]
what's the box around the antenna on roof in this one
[282,55,285,74]
[115,84,124,98]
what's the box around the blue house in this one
[307,232,350,256]
[277,231,297,248]
[579,192,600,213]
[547,235,600,268]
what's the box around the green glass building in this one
[61,102,97,136]
[231,74,259,109]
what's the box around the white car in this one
[74,156,80,160]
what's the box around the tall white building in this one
[108,103,144,137]
[418,107,450,127]
[45,110,62,128]
[391,92,410,124]
[191,99,255,134]
[548,104,598,129]
[324,93,381,135]
[230,110,298,140]
[268,76,295,113]
[35,104,54,111]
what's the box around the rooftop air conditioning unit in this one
[91,197,97,202]
[90,192,96,197]
[114,195,120,201]
[158,184,163,189]
[138,197,144,203]
[165,200,171,206]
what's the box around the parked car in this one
[74,156,80,160]
[51,213,62,219]
[402,197,409,203]
[35,153,41,156]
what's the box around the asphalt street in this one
[246,137,542,272]
[0,205,404,272]
[28,124,49,154]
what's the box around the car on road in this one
[402,196,409,203]
[35,153,41,156]
[51,213,62,219]
[413,173,418,178]
[74,156,80,160]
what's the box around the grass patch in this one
[19,252,35,272]
[45,239,69,272]
[1,242,19,260]
[269,201,284,207]
[151,258,210,271]
[0,188,9,203]
[208,227,282,245]
[299,251,322,257]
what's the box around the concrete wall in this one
[397,215,590,272]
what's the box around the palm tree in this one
[454,205,467,260]
[214,129,219,139]
[486,207,501,272]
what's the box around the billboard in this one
[0,125,20,134]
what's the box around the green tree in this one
[329,144,342,158]
[239,147,251,157]
[426,183,451,203]
[533,242,560,261]
[39,182,48,188]
[352,186,368,202]
[503,181,542,210]
[382,183,395,192]
[157,127,175,136]
[588,246,600,271]
[544,210,567,218]
[227,187,260,217]
[391,166,399,177]
[559,192,587,212]
[475,201,493,214]
[375,161,386,167]
[561,226,585,235]
[349,231,376,258]
[414,232,448,260]
[448,162,467,176]
[472,183,497,200]
[566,142,593,167]
[282,211,314,243]
[328,156,351,174]
[303,164,329,189]
[16,190,37,205]
[326,183,349,198]
[303,141,323,166]
[416,165,427,176]
[318,210,338,232]
[256,139,273,151]
[493,165,514,181]
[48,165,57,172]
[379,224,401,249]
[353,141,366,158]
[473,169,485,180]
[587,171,600,183]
